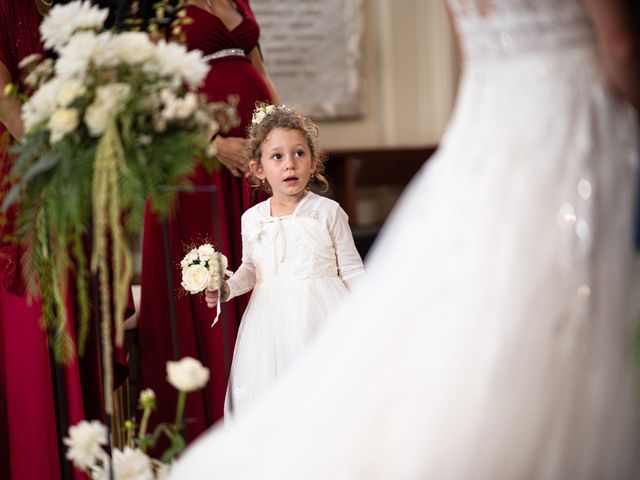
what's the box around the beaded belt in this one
[202,48,245,62]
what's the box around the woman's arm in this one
[0,61,24,141]
[582,0,640,110]
[247,46,280,105]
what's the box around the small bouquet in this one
[180,243,232,325]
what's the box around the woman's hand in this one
[205,283,230,308]
[213,136,250,177]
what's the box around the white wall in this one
[318,0,460,150]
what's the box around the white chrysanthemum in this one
[49,108,79,143]
[56,79,86,107]
[55,31,99,80]
[181,264,210,294]
[40,0,108,50]
[111,32,155,65]
[22,78,62,131]
[113,447,154,480]
[152,41,209,89]
[166,357,210,392]
[63,420,108,471]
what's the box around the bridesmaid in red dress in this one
[138,0,278,440]
[0,3,86,480]
[0,2,131,478]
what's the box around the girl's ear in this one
[249,160,265,179]
[310,154,318,173]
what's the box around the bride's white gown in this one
[171,0,640,478]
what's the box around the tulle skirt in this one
[225,277,349,417]
[171,44,640,480]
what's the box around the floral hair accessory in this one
[251,104,280,125]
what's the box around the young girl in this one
[206,105,364,417]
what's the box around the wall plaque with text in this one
[252,0,364,119]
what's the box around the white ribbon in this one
[211,268,233,327]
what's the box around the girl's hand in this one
[213,136,250,178]
[205,283,230,308]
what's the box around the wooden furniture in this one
[325,146,437,225]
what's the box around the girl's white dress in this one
[171,0,640,478]
[224,191,364,416]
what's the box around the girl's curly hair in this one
[246,104,329,194]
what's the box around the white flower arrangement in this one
[3,0,240,362]
[180,243,231,294]
[64,358,210,479]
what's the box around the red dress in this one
[138,0,273,440]
[0,4,85,480]
[0,3,128,479]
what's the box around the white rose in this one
[181,264,210,294]
[111,32,155,65]
[56,80,86,107]
[166,357,210,392]
[63,420,108,470]
[49,107,79,143]
[84,102,111,136]
[113,447,154,480]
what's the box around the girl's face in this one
[251,127,316,202]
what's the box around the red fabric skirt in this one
[137,56,272,440]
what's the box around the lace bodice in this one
[447,0,595,59]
